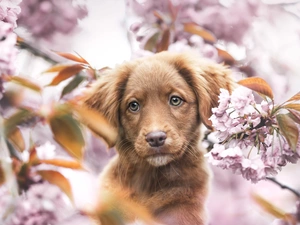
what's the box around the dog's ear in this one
[168,53,234,130]
[83,64,132,129]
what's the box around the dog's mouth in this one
[146,151,173,167]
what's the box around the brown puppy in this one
[85,52,233,225]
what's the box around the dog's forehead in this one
[126,60,189,90]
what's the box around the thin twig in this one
[17,37,60,64]
[266,177,300,198]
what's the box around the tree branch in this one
[266,177,300,198]
[16,36,60,64]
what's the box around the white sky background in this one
[74,0,132,69]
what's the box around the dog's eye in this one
[128,101,140,112]
[169,96,183,106]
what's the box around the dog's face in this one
[85,52,233,167]
[120,61,199,166]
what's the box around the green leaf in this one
[276,114,299,151]
[287,109,300,124]
[238,77,274,100]
[37,170,73,202]
[60,75,85,98]
[48,64,85,86]
[10,76,42,92]
[144,32,160,52]
[184,23,217,43]
[4,109,31,135]
[5,139,22,160]
[156,29,170,52]
[49,114,85,160]
[283,103,300,112]
[7,127,25,152]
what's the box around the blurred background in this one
[1,0,300,224]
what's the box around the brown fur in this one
[85,52,234,225]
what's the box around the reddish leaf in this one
[40,159,84,170]
[238,77,274,100]
[43,64,72,73]
[54,51,89,64]
[10,76,42,92]
[167,0,179,21]
[287,109,300,124]
[144,32,160,52]
[49,114,85,160]
[284,91,300,103]
[156,29,170,52]
[93,190,155,225]
[276,114,299,151]
[16,35,24,43]
[7,127,25,152]
[153,10,167,22]
[28,148,39,166]
[0,163,4,186]
[72,104,117,148]
[37,170,73,202]
[49,64,85,86]
[215,47,235,65]
[184,23,217,43]
[283,103,300,112]
[252,193,287,219]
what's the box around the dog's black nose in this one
[146,131,167,147]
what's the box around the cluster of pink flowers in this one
[205,86,300,183]
[128,0,261,54]
[0,0,21,98]
[0,21,18,76]
[0,0,22,28]
[18,0,88,40]
[4,183,72,225]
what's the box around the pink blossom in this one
[0,21,18,76]
[189,0,260,44]
[206,144,243,170]
[240,157,266,183]
[230,86,256,115]
[212,88,230,116]
[0,0,21,28]
[18,0,88,40]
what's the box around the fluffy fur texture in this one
[85,52,234,225]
